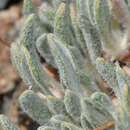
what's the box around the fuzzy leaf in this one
[50,114,72,130]
[20,14,56,95]
[80,114,93,130]
[47,33,83,95]
[38,3,55,27]
[81,97,113,128]
[79,0,102,64]
[36,34,56,67]
[115,65,130,129]
[70,1,87,56]
[11,42,39,91]
[0,115,19,130]
[19,90,52,125]
[38,126,54,130]
[96,58,118,94]
[47,96,66,115]
[86,0,96,25]
[64,90,81,122]
[23,0,36,15]
[94,0,111,34]
[91,92,127,130]
[61,122,82,130]
[54,1,76,46]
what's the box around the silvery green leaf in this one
[38,3,55,27]
[21,14,63,95]
[54,1,76,46]
[116,65,129,104]
[80,114,93,130]
[86,0,96,25]
[47,34,83,95]
[78,0,102,64]
[81,97,113,128]
[91,92,127,130]
[36,34,56,67]
[81,73,100,94]
[61,122,82,130]
[23,0,36,16]
[20,14,53,95]
[67,46,85,71]
[91,92,116,117]
[38,126,54,130]
[23,44,64,95]
[47,96,67,115]
[70,2,87,56]
[50,115,72,130]
[96,58,118,94]
[19,90,52,125]
[64,90,81,122]
[0,115,20,130]
[24,44,63,94]
[11,41,39,91]
[115,65,130,129]
[93,0,111,34]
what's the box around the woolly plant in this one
[1,0,130,130]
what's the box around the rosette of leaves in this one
[1,0,130,130]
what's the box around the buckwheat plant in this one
[1,0,130,130]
